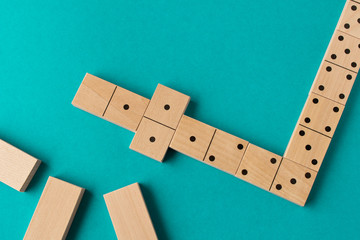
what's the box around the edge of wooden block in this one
[19,159,41,192]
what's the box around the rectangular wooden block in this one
[284,125,331,172]
[204,130,249,175]
[24,176,85,240]
[270,158,317,206]
[310,61,356,105]
[235,144,281,191]
[144,84,190,129]
[0,140,41,192]
[104,183,158,240]
[130,118,175,162]
[103,86,150,132]
[169,115,216,161]
[324,30,360,72]
[72,73,116,117]
[337,0,360,39]
[298,93,344,138]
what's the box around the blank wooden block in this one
[169,115,215,161]
[104,183,158,240]
[204,130,249,175]
[0,139,41,192]
[298,93,344,138]
[284,125,331,172]
[144,84,190,129]
[72,73,116,117]
[270,158,317,206]
[324,30,360,72]
[311,61,356,105]
[235,144,281,191]
[103,86,150,132]
[337,0,360,39]
[24,177,85,240]
[130,118,175,162]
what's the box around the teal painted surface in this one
[0,0,359,239]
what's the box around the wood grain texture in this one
[72,73,116,117]
[324,30,360,73]
[337,0,360,39]
[284,125,331,172]
[310,61,356,105]
[270,158,317,206]
[103,86,150,132]
[169,115,215,161]
[130,118,175,162]
[298,93,344,138]
[144,84,190,129]
[24,177,85,240]
[203,130,248,175]
[235,144,281,191]
[104,183,158,240]
[0,139,41,192]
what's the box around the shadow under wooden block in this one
[104,183,158,240]
[169,115,216,161]
[72,73,116,117]
[298,93,344,138]
[24,177,85,240]
[144,84,190,129]
[0,139,41,192]
[103,86,150,132]
[310,61,356,105]
[337,0,360,39]
[130,118,175,162]
[204,129,249,175]
[324,30,360,73]
[284,125,331,172]
[270,158,317,206]
[235,144,281,191]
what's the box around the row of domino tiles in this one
[71,0,360,207]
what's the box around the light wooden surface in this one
[169,115,215,161]
[144,84,190,129]
[235,144,281,191]
[324,30,360,73]
[103,86,150,132]
[104,183,158,240]
[298,93,344,138]
[270,158,317,206]
[130,118,175,162]
[0,139,41,192]
[24,176,85,240]
[310,61,356,105]
[284,125,331,172]
[337,0,360,39]
[204,130,249,175]
[72,73,116,117]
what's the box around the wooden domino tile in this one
[169,115,216,161]
[130,118,175,162]
[144,84,190,129]
[337,0,360,39]
[284,125,331,172]
[324,30,360,72]
[103,86,150,132]
[0,140,41,192]
[310,61,356,105]
[235,144,281,191]
[104,183,158,240]
[72,73,116,117]
[204,130,249,175]
[298,93,344,138]
[270,158,317,206]
[24,177,85,240]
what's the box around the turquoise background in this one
[1,0,359,239]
